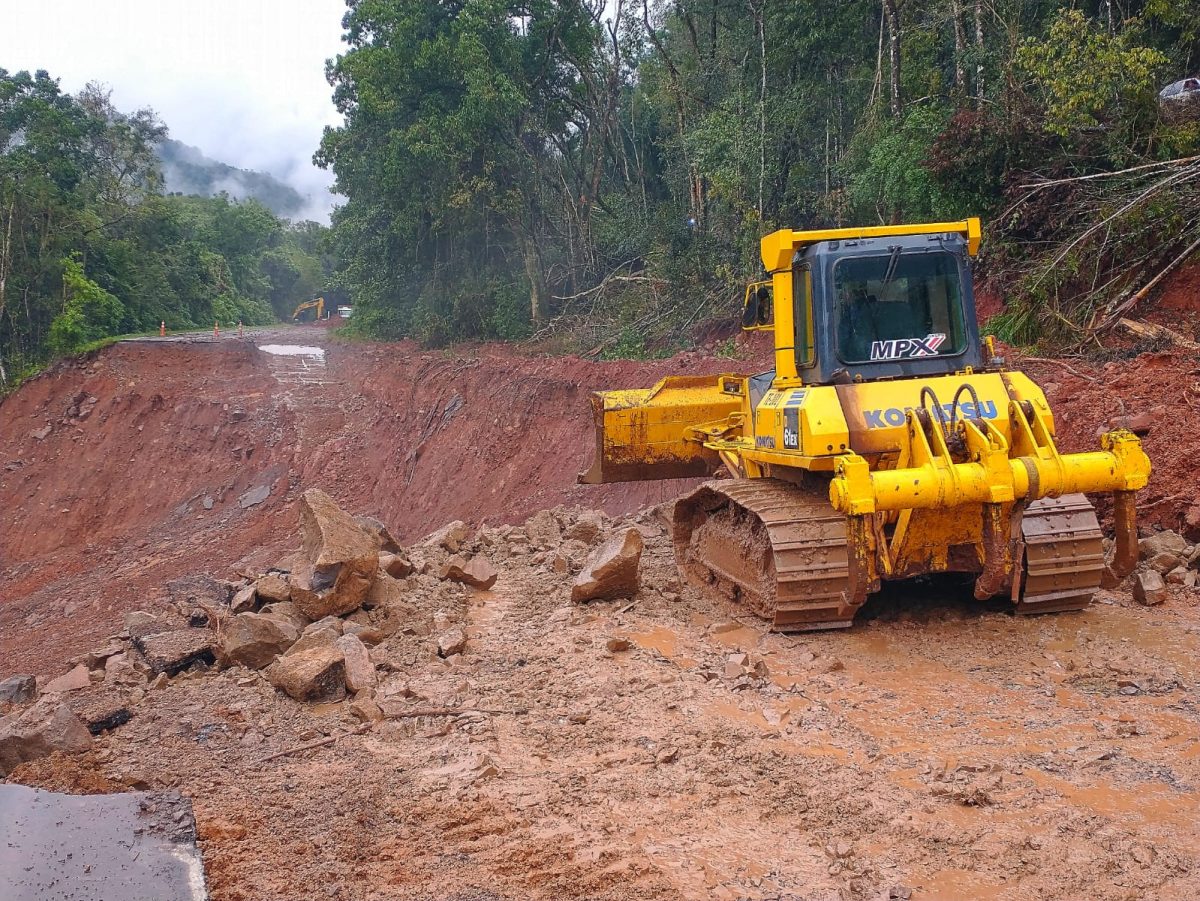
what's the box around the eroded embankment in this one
[0,332,754,674]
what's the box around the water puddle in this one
[914,868,1008,900]
[257,344,325,357]
[630,626,679,657]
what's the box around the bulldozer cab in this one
[756,219,985,385]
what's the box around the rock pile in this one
[1131,528,1200,604]
[0,491,650,775]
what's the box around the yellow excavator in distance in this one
[292,297,325,322]
[580,219,1152,630]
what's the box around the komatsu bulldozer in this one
[580,219,1152,630]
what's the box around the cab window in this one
[793,264,815,367]
[834,250,966,364]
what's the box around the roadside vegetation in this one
[0,70,330,389]
[318,1,1200,354]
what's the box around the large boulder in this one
[133,629,216,676]
[220,612,302,670]
[266,645,346,702]
[571,529,645,603]
[285,618,344,657]
[438,555,499,590]
[0,701,93,775]
[289,557,377,620]
[1140,530,1189,560]
[300,488,381,568]
[364,572,408,610]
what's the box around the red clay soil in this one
[0,329,766,676]
[1,327,1194,680]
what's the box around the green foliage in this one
[0,68,333,379]
[48,257,127,354]
[1016,10,1168,158]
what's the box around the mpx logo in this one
[870,333,946,361]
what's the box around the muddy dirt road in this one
[2,327,1199,900]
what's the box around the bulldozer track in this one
[673,479,858,631]
[1017,493,1105,614]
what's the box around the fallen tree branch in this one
[552,274,668,302]
[1018,356,1101,383]
[1115,318,1200,350]
[1095,232,1200,330]
[261,724,372,762]
[385,706,526,719]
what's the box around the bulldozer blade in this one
[578,376,744,484]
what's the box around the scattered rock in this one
[43,664,93,694]
[76,644,125,671]
[0,675,37,708]
[423,520,469,553]
[238,484,271,508]
[266,645,347,702]
[1166,566,1191,585]
[1148,551,1186,574]
[436,628,467,658]
[438,555,499,590]
[565,511,604,544]
[30,425,52,441]
[570,529,644,603]
[230,585,257,614]
[1132,569,1167,606]
[364,572,407,610]
[343,621,384,646]
[0,701,93,775]
[606,637,632,653]
[254,574,291,603]
[134,629,217,676]
[301,488,381,565]
[725,653,750,679]
[349,696,384,724]
[335,633,376,693]
[379,553,414,579]
[220,612,302,670]
[71,697,132,735]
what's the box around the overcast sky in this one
[0,0,347,221]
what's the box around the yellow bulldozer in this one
[580,219,1151,630]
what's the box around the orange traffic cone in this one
[214,321,220,337]
[160,321,165,337]
[238,320,243,337]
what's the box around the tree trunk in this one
[973,0,984,108]
[951,0,967,98]
[749,0,767,221]
[884,0,902,119]
[520,229,547,324]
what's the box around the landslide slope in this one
[0,330,754,673]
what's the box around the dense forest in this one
[0,69,330,386]
[318,0,1200,351]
